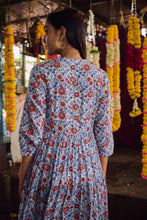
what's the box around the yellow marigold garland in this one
[106,25,121,132]
[127,16,142,117]
[141,37,147,179]
[4,26,16,132]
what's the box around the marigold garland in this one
[141,37,147,179]
[126,16,142,117]
[4,26,16,132]
[106,25,121,132]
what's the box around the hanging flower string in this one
[34,21,46,60]
[126,16,142,117]
[113,25,121,132]
[86,10,100,67]
[106,25,121,132]
[106,26,114,122]
[4,26,16,132]
[141,37,147,179]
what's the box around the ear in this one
[58,26,66,41]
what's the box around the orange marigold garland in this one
[4,26,16,132]
[126,16,142,117]
[106,25,121,132]
[141,37,147,179]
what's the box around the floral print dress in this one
[18,57,114,220]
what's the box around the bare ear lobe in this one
[59,26,66,40]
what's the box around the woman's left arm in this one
[19,156,33,197]
[19,64,47,197]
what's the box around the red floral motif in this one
[71,127,78,134]
[40,184,46,192]
[87,204,92,211]
[58,87,65,95]
[62,155,66,160]
[79,163,84,171]
[81,177,85,182]
[32,95,36,100]
[36,74,40,80]
[41,120,45,127]
[48,121,54,129]
[88,91,94,98]
[74,203,79,208]
[37,209,43,217]
[92,211,97,217]
[54,62,61,68]
[33,81,39,88]
[39,64,44,67]
[61,141,67,148]
[74,213,80,219]
[74,92,79,97]
[72,81,79,87]
[48,139,54,147]
[27,128,34,135]
[68,178,73,185]
[58,112,66,120]
[47,153,52,159]
[63,206,70,213]
[76,191,81,199]
[74,115,79,121]
[87,77,91,81]
[57,74,62,80]
[105,119,109,126]
[60,101,66,107]
[38,149,43,155]
[70,76,76,82]
[84,64,90,71]
[60,194,64,200]
[69,166,73,172]
[86,150,90,157]
[73,104,79,111]
[43,163,50,171]
[31,172,36,179]
[58,165,64,173]
[53,186,58,192]
[58,126,63,131]
[45,209,52,216]
[69,154,73,161]
[71,65,75,70]
[32,193,37,201]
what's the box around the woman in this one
[18,8,114,219]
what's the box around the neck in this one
[60,44,82,60]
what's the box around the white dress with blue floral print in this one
[18,57,114,220]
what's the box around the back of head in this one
[47,8,86,59]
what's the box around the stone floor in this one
[107,146,147,220]
[107,146,147,200]
[0,145,147,220]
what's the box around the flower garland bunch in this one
[126,16,142,117]
[86,10,100,67]
[34,21,46,58]
[4,25,16,132]
[141,37,147,179]
[106,26,114,124]
[4,37,10,80]
[112,25,121,132]
[106,25,121,132]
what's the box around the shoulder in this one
[82,60,108,80]
[32,60,58,73]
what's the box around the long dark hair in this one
[47,8,86,59]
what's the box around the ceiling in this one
[0,0,147,41]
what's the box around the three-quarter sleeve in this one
[94,72,114,157]
[19,64,46,156]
